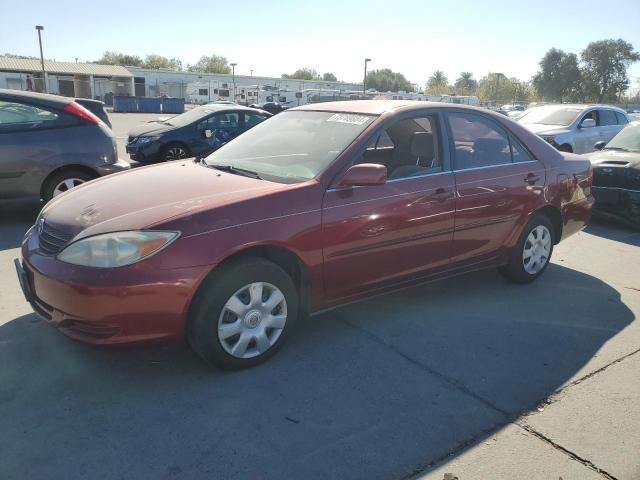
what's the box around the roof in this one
[0,57,132,77]
[290,99,482,115]
[0,88,74,107]
[530,103,627,113]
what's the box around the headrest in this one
[473,137,507,154]
[410,132,434,157]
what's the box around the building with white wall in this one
[0,57,134,101]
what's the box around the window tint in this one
[0,100,65,133]
[599,110,617,126]
[510,135,533,162]
[615,112,628,125]
[244,112,267,128]
[448,112,512,169]
[359,115,442,180]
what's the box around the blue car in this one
[126,104,271,163]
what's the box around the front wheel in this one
[162,143,190,161]
[187,257,298,368]
[499,214,555,283]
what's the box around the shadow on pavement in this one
[585,217,640,246]
[0,198,40,250]
[0,263,634,479]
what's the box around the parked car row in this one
[125,104,271,163]
[14,98,595,367]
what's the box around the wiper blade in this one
[210,164,262,179]
[604,147,628,151]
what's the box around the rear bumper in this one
[561,195,595,240]
[17,230,210,346]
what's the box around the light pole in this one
[35,25,46,93]
[363,58,371,96]
[230,63,237,102]
[512,80,520,105]
[250,69,253,77]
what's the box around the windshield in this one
[605,123,640,152]
[204,110,375,183]
[163,106,217,127]
[518,106,583,126]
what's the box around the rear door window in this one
[447,112,512,169]
[0,100,73,133]
[615,112,628,125]
[598,110,617,126]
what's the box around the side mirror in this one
[594,140,607,150]
[580,118,596,129]
[338,163,387,188]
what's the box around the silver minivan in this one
[518,104,629,154]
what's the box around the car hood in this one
[520,123,571,136]
[40,161,288,241]
[127,122,174,138]
[584,150,640,167]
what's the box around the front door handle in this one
[524,173,540,185]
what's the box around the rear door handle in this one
[524,173,540,185]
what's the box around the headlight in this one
[136,136,158,145]
[57,231,180,268]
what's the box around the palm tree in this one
[425,71,449,95]
[454,72,477,94]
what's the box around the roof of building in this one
[0,57,133,77]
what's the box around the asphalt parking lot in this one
[1,113,640,480]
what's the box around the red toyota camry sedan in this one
[15,101,594,368]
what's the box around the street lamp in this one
[230,62,237,102]
[35,25,46,93]
[363,58,371,95]
[250,69,253,77]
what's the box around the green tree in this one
[187,55,231,74]
[322,72,337,81]
[282,68,321,80]
[454,72,477,95]
[580,39,640,102]
[532,48,581,102]
[477,73,515,105]
[143,54,182,71]
[96,51,143,66]
[365,68,414,92]
[426,70,449,95]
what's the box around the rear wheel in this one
[161,143,190,161]
[499,214,555,283]
[188,257,298,368]
[42,169,94,202]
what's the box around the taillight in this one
[64,101,103,125]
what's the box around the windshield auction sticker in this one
[326,113,371,125]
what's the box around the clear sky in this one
[1,0,639,89]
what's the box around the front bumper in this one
[16,230,210,345]
[95,158,131,176]
[126,142,162,163]
[592,186,640,228]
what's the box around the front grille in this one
[38,221,74,256]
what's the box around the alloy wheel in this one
[522,225,551,275]
[165,147,188,160]
[52,178,86,197]
[217,282,288,359]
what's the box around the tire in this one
[161,143,191,161]
[498,214,555,284]
[42,169,95,202]
[558,144,573,153]
[187,257,298,369]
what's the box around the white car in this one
[518,104,629,154]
